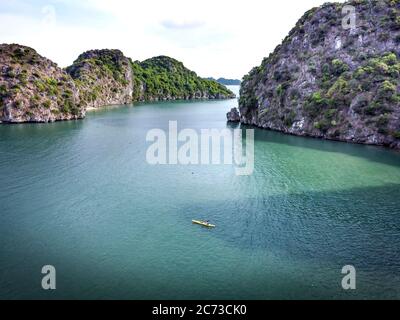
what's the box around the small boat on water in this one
[192,220,216,228]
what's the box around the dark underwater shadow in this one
[234,123,400,168]
[2,183,399,300]
[180,183,400,273]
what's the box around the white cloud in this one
[0,0,346,78]
[161,19,205,30]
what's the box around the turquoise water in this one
[1,86,400,300]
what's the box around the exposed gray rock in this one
[0,44,84,123]
[66,49,133,109]
[1,47,236,123]
[227,107,241,122]
[239,0,400,149]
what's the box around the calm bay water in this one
[1,86,400,299]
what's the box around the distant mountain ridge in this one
[0,44,235,123]
[207,77,241,86]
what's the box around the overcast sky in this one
[0,0,345,79]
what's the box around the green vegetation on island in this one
[66,49,134,109]
[0,44,83,123]
[1,46,235,123]
[131,56,235,101]
[238,0,400,149]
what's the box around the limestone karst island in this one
[1,0,400,302]
[0,45,235,123]
[229,1,400,149]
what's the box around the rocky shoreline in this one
[235,0,400,150]
[226,108,241,122]
[0,44,235,124]
[228,105,400,150]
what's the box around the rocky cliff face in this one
[66,49,133,109]
[1,45,235,123]
[0,44,84,123]
[227,108,241,122]
[238,0,400,149]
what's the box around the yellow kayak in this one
[192,220,216,228]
